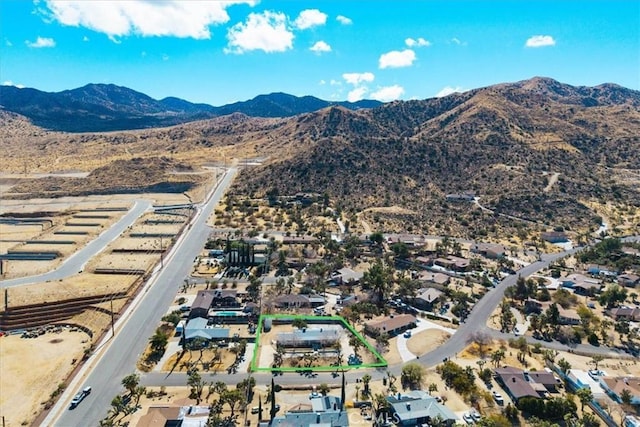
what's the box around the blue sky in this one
[1,0,638,105]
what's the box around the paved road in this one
[0,200,152,288]
[51,168,237,427]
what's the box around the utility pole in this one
[160,236,164,268]
[110,297,115,337]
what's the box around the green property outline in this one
[250,314,387,372]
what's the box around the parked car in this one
[403,331,412,338]
[69,386,92,409]
[470,410,482,422]
[492,390,504,404]
[463,413,474,424]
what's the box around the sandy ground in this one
[0,329,90,427]
[407,329,452,355]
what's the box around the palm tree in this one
[121,373,140,397]
[149,329,169,355]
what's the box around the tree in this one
[220,388,244,417]
[588,355,604,371]
[491,349,506,367]
[620,388,633,406]
[187,369,205,403]
[318,383,331,396]
[361,259,394,307]
[557,358,572,374]
[576,387,593,411]
[598,284,628,308]
[580,412,601,427]
[428,383,438,395]
[121,373,140,397]
[498,299,515,333]
[401,362,425,390]
[291,318,308,330]
[149,328,169,355]
[362,374,372,397]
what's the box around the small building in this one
[137,405,210,427]
[413,288,444,311]
[599,376,640,405]
[445,191,475,202]
[365,314,417,337]
[541,231,569,243]
[619,274,640,288]
[471,242,506,259]
[386,391,457,426]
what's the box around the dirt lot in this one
[0,329,90,427]
[407,329,452,355]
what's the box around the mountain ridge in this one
[0,83,382,132]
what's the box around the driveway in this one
[397,319,456,362]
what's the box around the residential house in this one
[599,377,640,405]
[561,274,603,296]
[572,282,603,296]
[541,231,569,243]
[445,191,475,202]
[607,306,640,322]
[137,405,210,427]
[271,395,348,427]
[413,288,444,311]
[183,317,229,344]
[276,325,342,349]
[524,299,581,325]
[189,290,215,319]
[337,295,359,307]
[418,271,450,286]
[272,294,312,309]
[527,370,562,392]
[365,314,417,337]
[282,235,319,245]
[471,242,506,259]
[494,367,541,402]
[385,233,426,246]
[327,267,364,286]
[567,370,607,399]
[619,274,640,288]
[212,289,240,308]
[386,391,458,426]
[434,255,470,272]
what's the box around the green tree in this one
[428,383,438,395]
[362,374,372,397]
[576,387,593,411]
[361,259,394,307]
[149,328,169,355]
[121,373,140,397]
[291,318,308,330]
[598,284,628,308]
[401,362,425,390]
[318,383,331,396]
[220,388,245,417]
[491,348,506,368]
[588,355,604,371]
[557,358,572,374]
[620,388,633,406]
[187,369,205,403]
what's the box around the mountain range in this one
[0,84,381,132]
[2,77,639,239]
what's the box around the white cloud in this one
[451,37,467,46]
[294,9,327,30]
[525,35,556,48]
[82,35,89,42]
[347,86,368,102]
[371,85,404,102]
[405,37,430,47]
[41,0,253,40]
[336,15,352,25]
[5,39,13,47]
[226,11,293,54]
[319,79,326,85]
[162,54,169,61]
[342,72,375,85]
[2,81,25,88]
[330,79,341,86]
[310,40,331,53]
[26,36,56,48]
[378,49,416,69]
[435,86,463,98]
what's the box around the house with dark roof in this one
[189,290,215,319]
[494,367,551,403]
[619,274,640,288]
[365,314,417,337]
[434,256,470,272]
[212,289,240,308]
[386,391,458,426]
[272,294,311,309]
[418,271,450,286]
[607,306,640,322]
